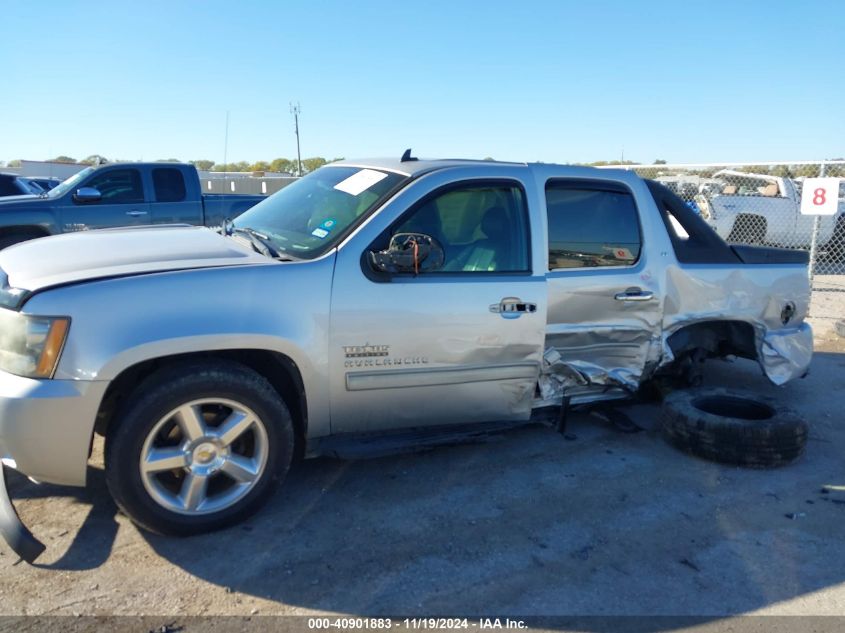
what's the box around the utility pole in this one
[290,102,302,176]
[222,110,230,195]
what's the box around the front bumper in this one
[0,372,107,563]
[0,372,107,486]
[0,464,44,563]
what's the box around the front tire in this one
[105,361,294,535]
[0,231,45,250]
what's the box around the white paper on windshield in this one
[333,169,388,196]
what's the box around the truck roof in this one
[330,155,641,187]
[330,156,529,178]
[81,162,196,171]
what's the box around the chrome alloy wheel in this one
[139,398,269,515]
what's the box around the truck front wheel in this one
[0,230,46,250]
[105,361,294,535]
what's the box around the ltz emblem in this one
[343,344,390,358]
[342,343,428,368]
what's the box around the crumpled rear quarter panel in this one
[662,263,812,385]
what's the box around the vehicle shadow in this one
[6,467,119,571]
[5,353,845,622]
[136,353,845,618]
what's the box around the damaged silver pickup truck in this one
[0,152,812,561]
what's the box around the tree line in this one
[1,155,345,175]
[3,156,842,179]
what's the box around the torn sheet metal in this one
[539,330,661,401]
[539,348,586,400]
[662,264,813,386]
[659,317,813,386]
[540,261,813,404]
[759,322,813,385]
[541,319,813,402]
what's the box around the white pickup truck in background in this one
[700,170,845,254]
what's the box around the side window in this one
[152,168,187,202]
[86,169,144,203]
[545,184,641,270]
[0,176,19,196]
[394,184,530,273]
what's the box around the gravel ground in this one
[810,275,845,351]
[0,326,844,622]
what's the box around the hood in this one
[0,225,271,294]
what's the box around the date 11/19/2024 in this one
[308,618,527,630]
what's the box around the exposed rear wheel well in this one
[639,320,758,396]
[95,350,308,458]
[666,320,757,362]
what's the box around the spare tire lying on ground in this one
[661,388,807,468]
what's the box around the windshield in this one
[232,166,407,259]
[47,167,96,198]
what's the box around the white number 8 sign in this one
[800,177,841,215]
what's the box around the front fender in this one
[0,206,59,235]
[95,333,325,435]
[22,257,335,438]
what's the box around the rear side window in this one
[153,168,187,202]
[0,176,21,196]
[545,183,641,270]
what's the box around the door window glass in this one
[152,168,187,202]
[394,183,530,273]
[0,176,20,196]
[85,169,144,203]
[545,184,641,269]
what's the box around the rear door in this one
[148,166,203,225]
[543,178,663,396]
[59,167,151,231]
[329,168,547,433]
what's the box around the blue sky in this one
[1,0,843,165]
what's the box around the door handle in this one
[490,297,537,319]
[125,209,148,217]
[614,288,654,302]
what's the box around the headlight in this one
[0,310,70,378]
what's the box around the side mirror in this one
[73,187,102,203]
[369,232,444,275]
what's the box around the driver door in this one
[59,167,151,232]
[328,174,546,434]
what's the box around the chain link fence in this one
[603,161,845,325]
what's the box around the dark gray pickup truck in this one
[0,162,264,248]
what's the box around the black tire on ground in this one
[660,388,807,468]
[727,214,766,245]
[0,231,44,250]
[105,360,295,536]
